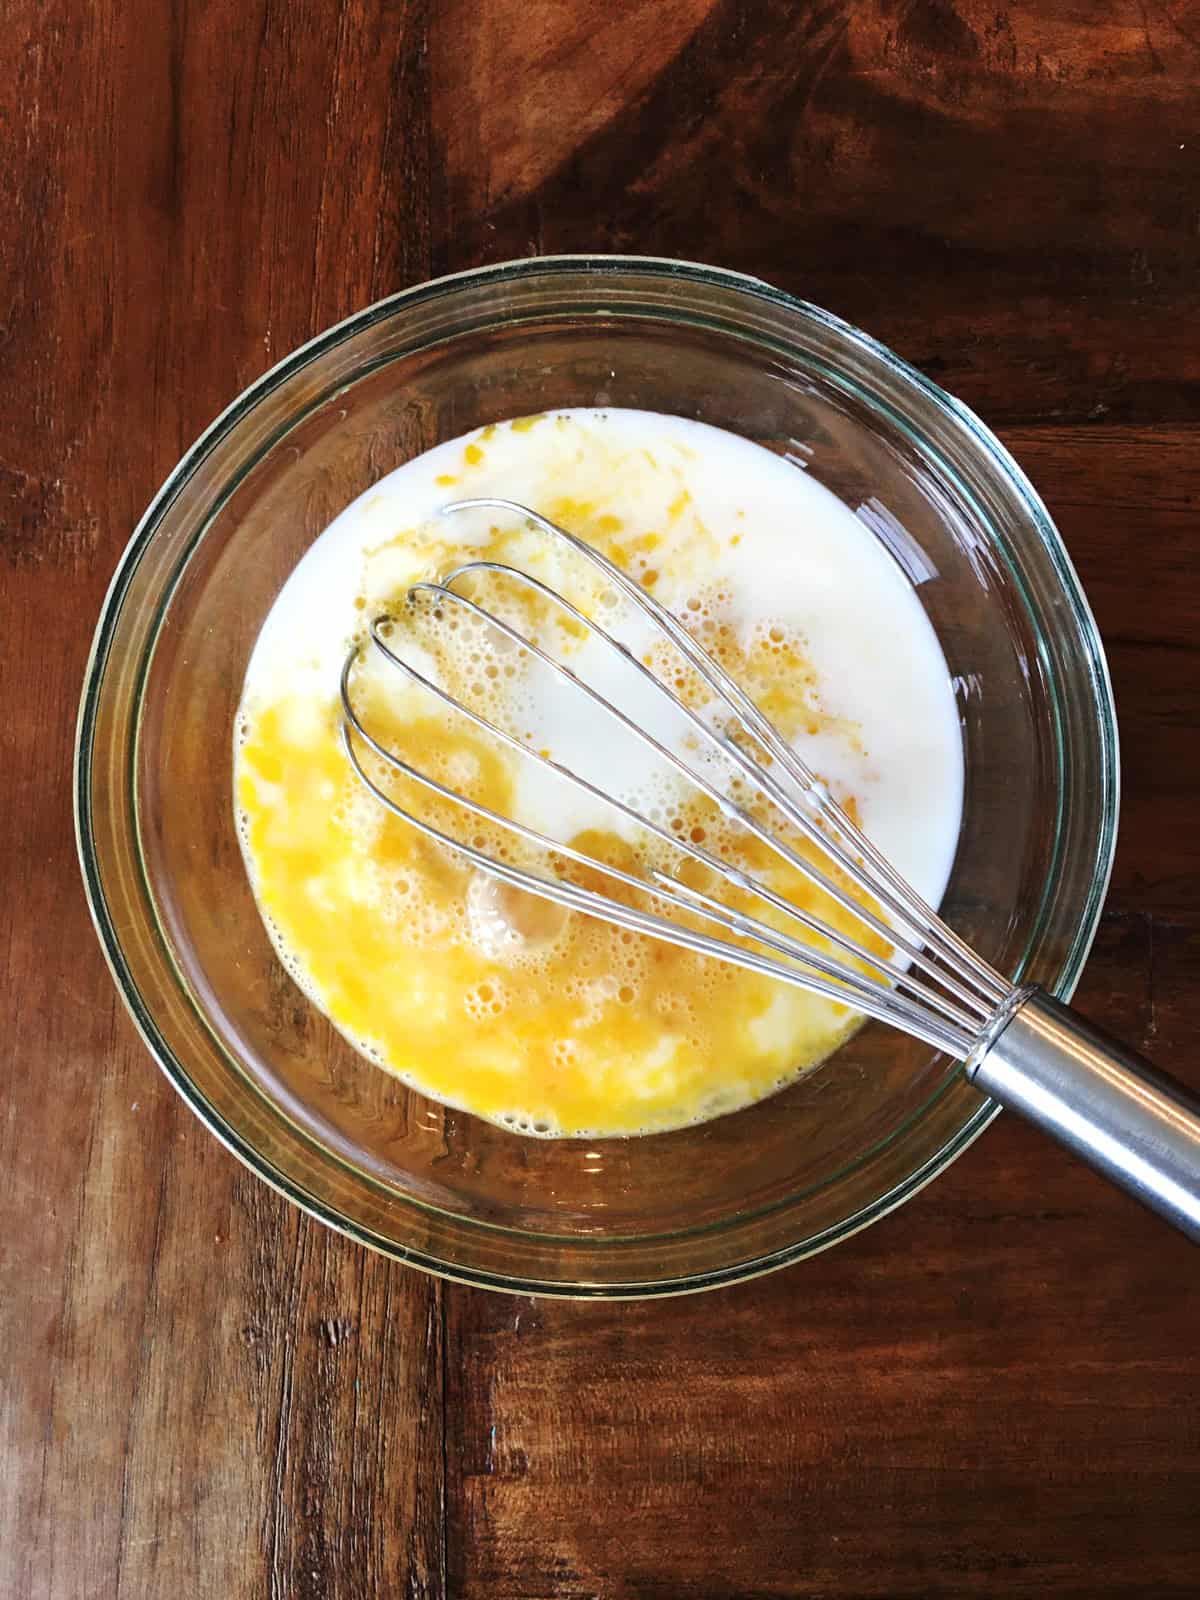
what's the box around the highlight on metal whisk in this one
[340,498,1200,1240]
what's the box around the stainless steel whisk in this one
[341,498,1200,1239]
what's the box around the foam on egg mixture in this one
[235,410,963,1137]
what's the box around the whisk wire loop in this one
[339,499,1010,1061]
[351,612,979,1043]
[420,560,995,1026]
[338,676,970,1054]
[442,499,1005,1009]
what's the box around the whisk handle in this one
[969,988,1200,1241]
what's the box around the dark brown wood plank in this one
[432,0,1200,425]
[0,2,445,1597]
[1000,424,1200,914]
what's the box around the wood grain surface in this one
[3,1,1199,1595]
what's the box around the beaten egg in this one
[235,410,963,1136]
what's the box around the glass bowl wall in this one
[76,258,1118,1295]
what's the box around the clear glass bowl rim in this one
[74,253,1120,1297]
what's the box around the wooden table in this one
[4,3,1199,1595]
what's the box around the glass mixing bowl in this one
[76,257,1118,1296]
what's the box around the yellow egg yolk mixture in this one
[234,413,934,1138]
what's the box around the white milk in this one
[243,409,962,916]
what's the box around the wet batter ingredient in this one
[235,410,962,1137]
